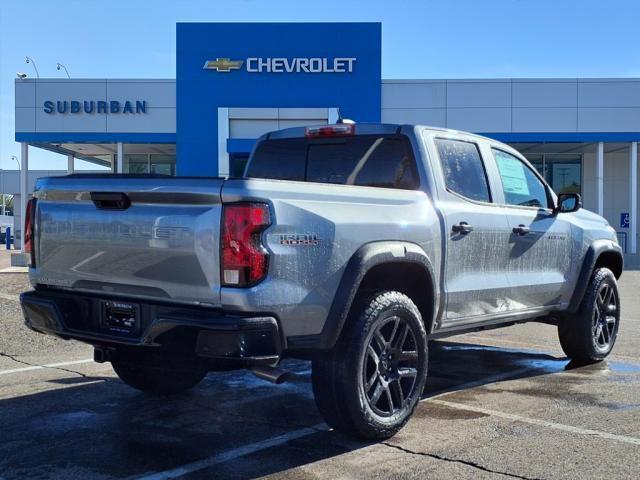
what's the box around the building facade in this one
[13,22,640,254]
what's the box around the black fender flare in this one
[568,239,623,313]
[316,241,438,350]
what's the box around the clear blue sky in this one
[1,0,639,170]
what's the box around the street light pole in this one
[11,155,20,170]
[25,56,39,78]
[56,63,70,78]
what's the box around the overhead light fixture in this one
[25,56,39,78]
[56,63,70,78]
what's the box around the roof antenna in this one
[335,108,355,125]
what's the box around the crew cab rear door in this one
[425,133,513,326]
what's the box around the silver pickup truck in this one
[20,123,623,439]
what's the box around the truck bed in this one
[32,175,224,306]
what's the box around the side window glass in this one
[435,138,491,202]
[351,137,419,190]
[493,149,549,208]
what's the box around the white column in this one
[217,107,230,177]
[67,154,74,174]
[630,142,638,254]
[116,142,124,173]
[20,142,28,252]
[1,169,4,216]
[596,142,604,216]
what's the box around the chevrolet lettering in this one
[204,57,356,73]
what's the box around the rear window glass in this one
[246,135,419,190]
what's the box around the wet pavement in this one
[1,272,640,479]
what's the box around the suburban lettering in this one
[42,99,148,114]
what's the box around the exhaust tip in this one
[251,365,292,384]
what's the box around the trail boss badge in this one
[279,234,319,246]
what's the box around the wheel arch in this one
[568,239,623,313]
[317,241,438,350]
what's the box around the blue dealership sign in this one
[176,22,382,176]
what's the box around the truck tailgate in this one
[31,175,224,306]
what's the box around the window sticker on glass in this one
[495,153,530,196]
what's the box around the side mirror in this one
[556,193,582,213]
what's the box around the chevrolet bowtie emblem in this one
[203,58,244,72]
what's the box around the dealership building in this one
[12,22,640,256]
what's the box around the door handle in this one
[512,224,530,235]
[90,192,131,210]
[452,221,474,234]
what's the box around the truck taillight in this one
[24,197,36,266]
[221,203,271,287]
[305,123,355,138]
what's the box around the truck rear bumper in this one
[20,289,282,365]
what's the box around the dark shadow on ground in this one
[0,340,620,480]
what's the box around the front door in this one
[430,136,512,327]
[491,148,574,310]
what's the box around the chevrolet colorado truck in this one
[20,123,623,439]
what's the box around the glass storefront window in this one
[150,155,176,175]
[125,154,150,174]
[546,155,581,195]
[124,152,176,175]
[524,154,582,195]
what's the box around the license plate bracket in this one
[102,301,140,334]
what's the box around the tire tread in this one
[312,290,428,440]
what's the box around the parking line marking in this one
[430,399,640,446]
[135,368,536,479]
[0,358,94,376]
[134,424,327,480]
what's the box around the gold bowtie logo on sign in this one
[203,58,244,72]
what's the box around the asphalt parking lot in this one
[1,265,639,479]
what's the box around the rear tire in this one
[558,267,620,363]
[111,356,207,395]
[312,291,428,440]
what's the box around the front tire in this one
[111,356,207,395]
[312,291,428,440]
[558,267,620,363]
